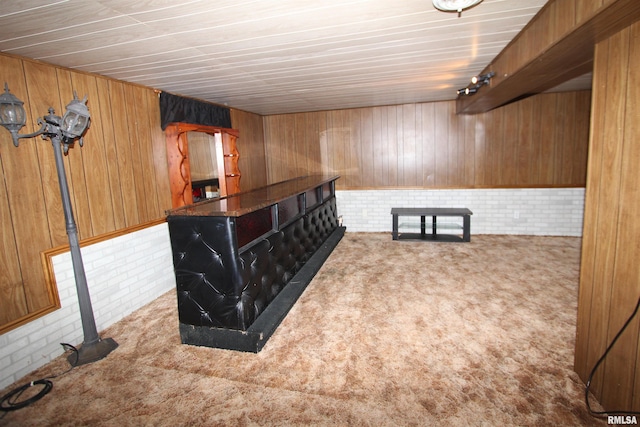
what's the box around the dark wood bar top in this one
[166,175,339,217]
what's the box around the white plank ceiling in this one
[0,0,591,115]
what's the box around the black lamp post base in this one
[68,337,118,366]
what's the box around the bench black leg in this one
[463,214,471,242]
[392,214,399,240]
[432,216,437,236]
[420,216,426,236]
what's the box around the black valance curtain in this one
[159,91,231,130]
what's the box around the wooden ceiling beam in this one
[456,0,640,114]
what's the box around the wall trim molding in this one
[0,218,166,336]
[1,221,176,390]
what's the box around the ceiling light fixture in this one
[471,71,495,86]
[456,71,495,96]
[432,0,484,17]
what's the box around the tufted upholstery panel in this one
[168,197,338,331]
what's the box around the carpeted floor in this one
[0,233,606,426]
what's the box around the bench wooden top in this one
[391,207,473,216]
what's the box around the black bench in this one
[391,207,473,242]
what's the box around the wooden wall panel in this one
[0,53,30,324]
[124,84,154,223]
[147,90,172,213]
[22,61,66,247]
[0,164,25,324]
[0,54,174,334]
[575,21,640,412]
[264,91,591,190]
[3,62,54,314]
[108,80,140,226]
[347,109,363,187]
[70,71,115,236]
[95,77,126,230]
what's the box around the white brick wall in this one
[336,188,585,236]
[0,222,176,390]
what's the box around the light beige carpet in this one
[0,233,606,426]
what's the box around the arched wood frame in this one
[165,123,241,208]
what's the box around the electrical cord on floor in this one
[585,296,640,418]
[0,343,78,416]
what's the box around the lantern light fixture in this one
[0,83,117,366]
[0,84,27,146]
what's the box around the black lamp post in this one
[0,83,117,365]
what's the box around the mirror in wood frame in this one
[164,123,241,208]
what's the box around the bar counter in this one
[168,175,339,217]
[166,175,343,352]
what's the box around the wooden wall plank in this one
[600,21,640,410]
[0,161,26,323]
[538,94,556,185]
[575,21,640,412]
[21,61,66,247]
[446,102,460,186]
[573,91,591,184]
[360,108,374,186]
[482,109,497,185]
[433,102,449,187]
[516,98,534,186]
[576,0,605,24]
[0,55,29,323]
[347,108,362,187]
[107,80,140,226]
[472,112,486,186]
[529,97,542,184]
[262,116,275,182]
[372,107,384,187]
[421,103,435,187]
[304,113,323,179]
[585,29,628,402]
[135,88,163,219]
[293,113,307,181]
[394,107,404,185]
[70,71,116,236]
[462,113,476,185]
[95,77,126,230]
[127,84,158,223]
[4,63,54,313]
[574,35,609,385]
[501,103,518,186]
[147,90,172,214]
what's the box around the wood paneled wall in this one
[0,55,159,330]
[575,21,640,412]
[0,54,269,335]
[230,108,268,191]
[0,54,171,333]
[263,91,591,189]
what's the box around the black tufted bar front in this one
[167,176,343,352]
